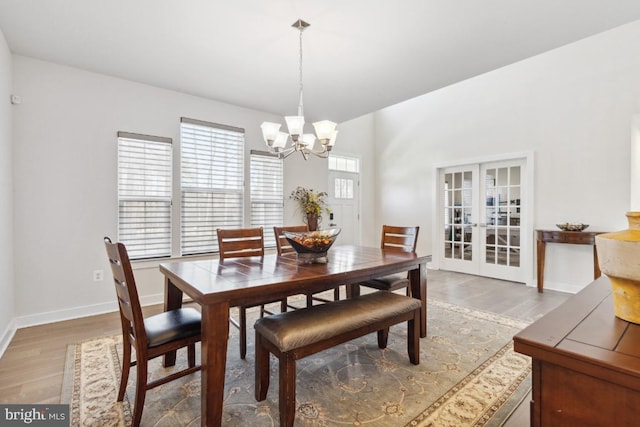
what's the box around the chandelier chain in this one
[297,25,304,117]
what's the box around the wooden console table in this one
[514,276,640,427]
[536,229,604,293]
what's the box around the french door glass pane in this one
[484,166,520,267]
[444,171,473,261]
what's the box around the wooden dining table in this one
[159,244,429,427]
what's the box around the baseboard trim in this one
[538,280,582,294]
[14,293,165,329]
[0,318,17,360]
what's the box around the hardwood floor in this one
[0,305,163,405]
[427,269,571,427]
[0,269,571,425]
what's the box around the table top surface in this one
[160,244,429,305]
[514,276,640,382]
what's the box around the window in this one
[180,118,244,255]
[250,151,284,247]
[117,132,172,260]
[329,154,359,173]
[329,154,359,200]
[334,178,354,199]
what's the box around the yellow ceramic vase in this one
[596,212,640,324]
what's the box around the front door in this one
[327,154,360,245]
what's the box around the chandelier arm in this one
[307,145,328,155]
[281,147,296,159]
[280,146,297,159]
[299,146,330,159]
[311,150,330,159]
[265,145,296,159]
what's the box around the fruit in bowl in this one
[284,228,341,253]
[556,223,589,232]
[283,228,341,263]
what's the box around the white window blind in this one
[180,118,244,255]
[117,132,172,259]
[250,151,283,247]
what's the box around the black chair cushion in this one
[359,273,409,292]
[144,307,201,348]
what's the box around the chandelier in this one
[260,19,338,160]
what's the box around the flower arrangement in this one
[289,187,331,227]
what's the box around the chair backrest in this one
[273,225,309,256]
[217,227,265,261]
[380,225,420,253]
[103,237,146,345]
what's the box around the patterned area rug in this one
[61,298,531,426]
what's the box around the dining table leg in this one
[409,262,427,338]
[201,301,230,427]
[163,277,184,367]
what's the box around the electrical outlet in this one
[93,270,104,282]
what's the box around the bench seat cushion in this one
[255,292,421,352]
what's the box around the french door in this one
[439,158,528,283]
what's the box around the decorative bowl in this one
[556,223,589,232]
[283,228,341,263]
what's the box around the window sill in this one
[131,248,278,270]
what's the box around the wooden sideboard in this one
[513,276,640,427]
[535,229,605,292]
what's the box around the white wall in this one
[11,56,326,325]
[283,152,329,226]
[332,114,377,247]
[631,114,640,210]
[0,28,15,353]
[363,20,640,293]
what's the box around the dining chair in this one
[217,227,286,359]
[273,225,341,308]
[349,225,420,298]
[103,237,201,427]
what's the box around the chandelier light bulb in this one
[273,132,289,149]
[285,115,305,139]
[260,122,281,145]
[328,130,338,148]
[313,120,337,143]
[301,133,316,147]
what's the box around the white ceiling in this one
[1,1,640,123]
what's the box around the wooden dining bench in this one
[254,291,421,427]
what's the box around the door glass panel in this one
[486,227,496,263]
[443,170,474,261]
[483,165,521,268]
[334,178,354,199]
